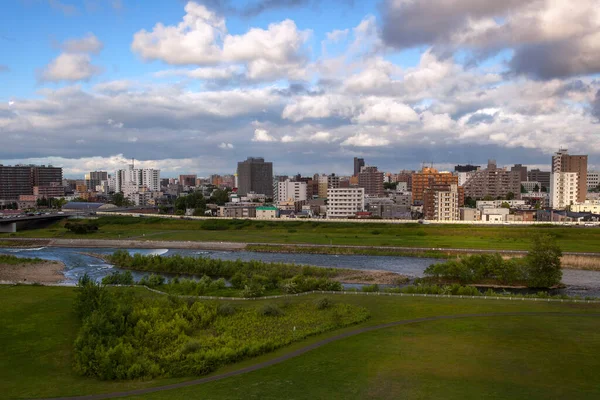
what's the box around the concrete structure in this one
[63,202,117,212]
[481,207,509,222]
[326,187,365,219]
[367,198,411,219]
[237,157,273,197]
[463,160,521,200]
[0,165,62,202]
[521,192,550,208]
[455,164,480,173]
[457,171,476,186]
[412,167,460,205]
[396,171,413,191]
[511,164,528,181]
[277,179,307,203]
[85,171,108,192]
[552,148,587,203]
[316,174,329,198]
[521,181,541,193]
[476,200,526,209]
[550,172,578,210]
[115,164,161,204]
[218,203,257,218]
[460,207,481,221]
[256,205,279,219]
[353,157,365,176]
[527,169,551,189]
[358,166,384,197]
[587,171,599,191]
[423,184,460,221]
[179,175,197,187]
[570,201,600,214]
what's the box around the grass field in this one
[2,285,600,399]
[3,216,600,253]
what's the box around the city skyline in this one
[2,1,600,176]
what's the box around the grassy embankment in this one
[0,254,43,264]
[2,285,600,399]
[3,216,600,253]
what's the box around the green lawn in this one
[3,216,600,252]
[2,285,600,399]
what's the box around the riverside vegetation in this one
[73,275,368,380]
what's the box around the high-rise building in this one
[179,175,197,187]
[358,166,384,197]
[511,164,528,182]
[552,148,587,203]
[527,169,551,189]
[412,167,460,204]
[462,160,521,200]
[423,184,460,221]
[326,187,365,218]
[353,157,365,176]
[327,173,340,189]
[85,171,108,191]
[317,174,329,198]
[115,164,161,202]
[236,157,273,197]
[550,172,578,209]
[0,165,63,202]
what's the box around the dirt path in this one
[37,311,600,400]
[0,261,65,283]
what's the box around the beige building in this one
[326,187,365,219]
[463,160,521,200]
[423,184,459,221]
[550,172,578,210]
[256,206,278,219]
[552,148,587,203]
[570,202,600,214]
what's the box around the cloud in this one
[252,128,277,142]
[353,98,419,124]
[380,0,600,79]
[0,65,9,73]
[60,33,103,54]
[326,29,349,43]
[281,131,333,143]
[219,142,234,149]
[107,118,124,128]
[240,0,308,17]
[39,53,103,82]
[341,132,390,147]
[131,2,311,81]
[592,90,600,121]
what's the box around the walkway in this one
[39,311,600,400]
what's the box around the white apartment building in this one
[588,172,599,191]
[326,188,365,219]
[425,184,459,221]
[571,201,600,214]
[277,180,307,203]
[115,164,161,205]
[550,172,578,209]
[476,200,527,209]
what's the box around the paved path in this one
[39,311,600,400]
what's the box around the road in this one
[38,311,600,400]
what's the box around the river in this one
[1,247,599,298]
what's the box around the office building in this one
[462,160,521,200]
[0,165,63,202]
[511,164,528,181]
[454,164,480,173]
[237,157,273,197]
[358,166,384,197]
[527,169,551,189]
[423,184,460,221]
[277,179,307,203]
[326,187,365,219]
[550,172,579,209]
[552,148,587,203]
[587,171,599,191]
[115,164,161,204]
[353,157,365,176]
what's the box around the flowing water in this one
[2,247,599,297]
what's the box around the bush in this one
[315,297,332,310]
[217,303,236,316]
[65,222,99,234]
[259,304,284,317]
[361,284,380,292]
[101,270,134,285]
[525,234,563,288]
[242,282,265,298]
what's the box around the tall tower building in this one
[236,157,273,197]
[552,148,587,203]
[358,166,384,197]
[353,157,365,176]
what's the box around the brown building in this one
[34,184,65,199]
[396,170,413,191]
[358,166,384,197]
[511,164,528,182]
[179,174,197,187]
[0,165,62,201]
[463,160,521,200]
[552,148,587,203]
[412,167,459,204]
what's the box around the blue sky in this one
[1,0,599,177]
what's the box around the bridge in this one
[0,214,71,233]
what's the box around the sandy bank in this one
[0,261,65,283]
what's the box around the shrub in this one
[361,284,380,292]
[101,270,134,285]
[217,303,236,316]
[525,234,563,288]
[242,281,265,298]
[315,297,332,310]
[259,304,284,317]
[65,222,99,234]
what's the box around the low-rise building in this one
[460,207,480,221]
[256,205,279,219]
[571,202,600,214]
[218,203,257,218]
[481,207,509,222]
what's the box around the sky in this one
[1,0,600,178]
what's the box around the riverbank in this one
[0,260,65,283]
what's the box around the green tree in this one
[533,184,540,192]
[541,185,547,193]
[175,192,206,215]
[525,234,563,288]
[483,195,494,201]
[209,188,230,206]
[520,184,527,194]
[500,202,510,209]
[464,197,476,208]
[111,192,133,207]
[383,182,398,190]
[506,192,515,200]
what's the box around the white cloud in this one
[252,128,277,142]
[326,29,349,43]
[354,98,419,124]
[282,95,357,122]
[281,131,334,143]
[341,132,390,147]
[61,33,103,54]
[40,53,103,82]
[219,142,234,149]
